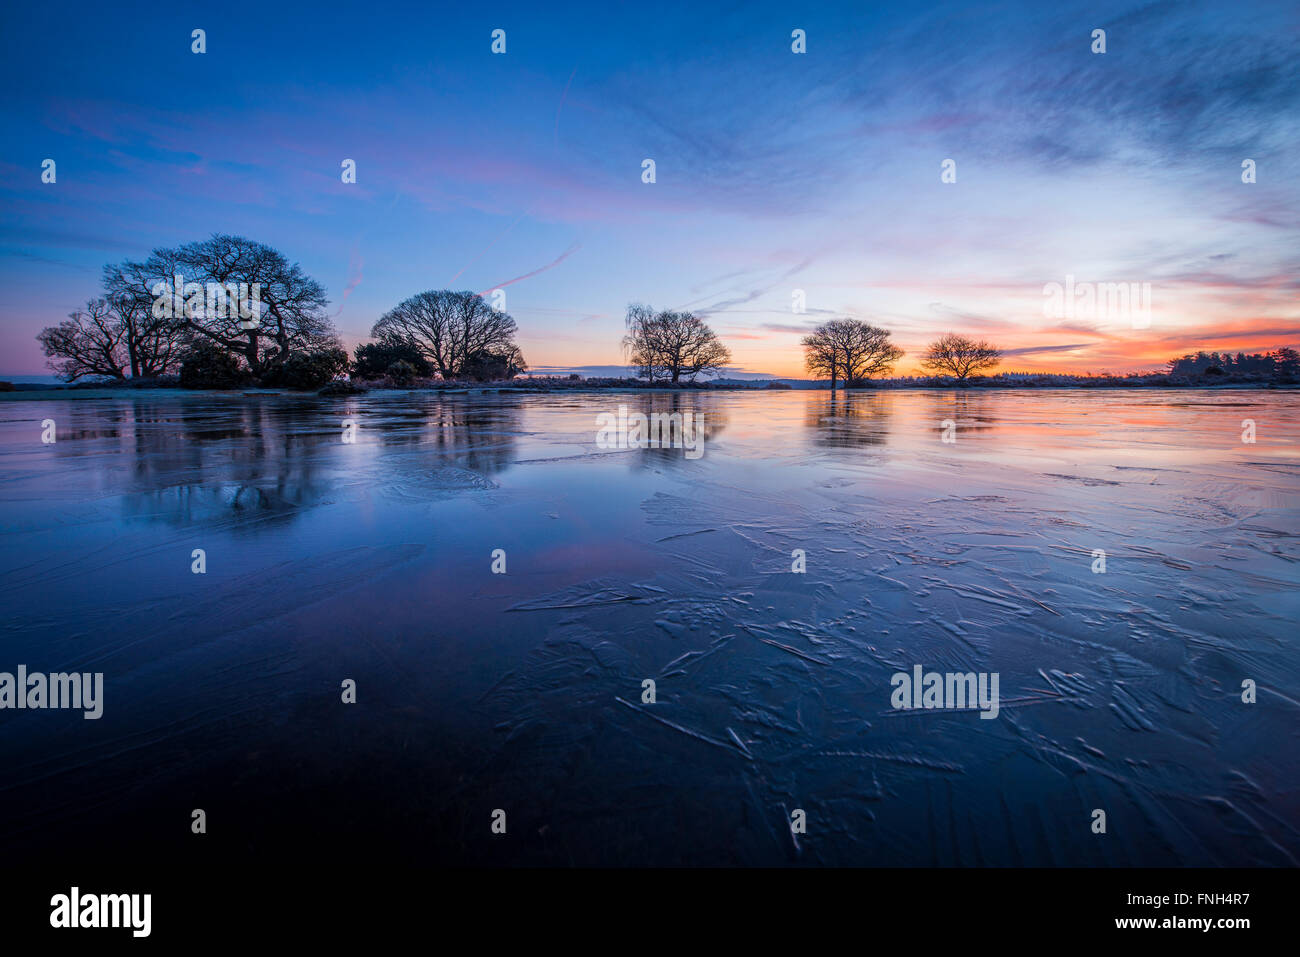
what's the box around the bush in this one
[319,380,368,396]
[128,375,180,389]
[261,348,350,390]
[354,341,431,379]
[179,343,252,389]
[384,360,416,385]
[462,349,523,382]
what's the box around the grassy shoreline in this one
[2,380,1297,401]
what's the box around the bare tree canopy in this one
[37,299,130,381]
[101,259,190,377]
[801,319,904,386]
[920,333,1001,380]
[369,290,526,380]
[139,234,337,377]
[39,258,192,381]
[622,304,732,383]
[38,235,337,382]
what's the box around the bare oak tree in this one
[38,235,339,382]
[38,255,191,381]
[622,304,731,383]
[142,234,336,377]
[920,333,1001,380]
[38,299,130,381]
[370,290,525,379]
[802,319,904,386]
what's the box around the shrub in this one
[127,375,180,389]
[261,348,350,390]
[384,360,415,385]
[354,341,431,379]
[319,380,368,396]
[462,349,524,382]
[179,342,252,389]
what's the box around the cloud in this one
[690,258,815,317]
[1000,343,1092,357]
[1157,325,1300,344]
[925,303,1020,331]
[0,248,95,271]
[478,241,582,296]
[759,322,820,334]
[332,248,364,317]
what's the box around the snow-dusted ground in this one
[1,389,1296,865]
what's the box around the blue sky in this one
[2,0,1297,376]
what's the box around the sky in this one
[2,0,1298,378]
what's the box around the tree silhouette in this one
[802,319,903,387]
[920,333,1001,380]
[622,304,731,383]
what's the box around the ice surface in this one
[0,388,1296,866]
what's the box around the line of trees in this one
[35,236,531,389]
[799,323,1000,386]
[33,234,993,391]
[1168,349,1299,377]
[60,245,1288,391]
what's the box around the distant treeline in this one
[1166,349,1299,378]
[29,233,1300,392]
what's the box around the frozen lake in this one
[1,388,1297,866]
